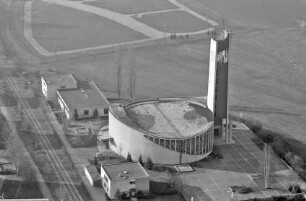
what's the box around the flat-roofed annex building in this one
[41,74,77,101]
[57,81,109,120]
[101,162,149,199]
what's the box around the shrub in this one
[105,192,110,200]
[153,166,166,172]
[137,190,144,199]
[138,155,143,166]
[114,189,122,200]
[288,184,301,194]
[235,115,306,183]
[146,157,153,170]
[74,110,78,120]
[127,153,132,162]
[149,181,176,195]
[230,185,252,194]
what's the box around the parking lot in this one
[177,122,305,201]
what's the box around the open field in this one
[31,0,147,52]
[83,0,178,15]
[192,0,306,29]
[132,10,210,33]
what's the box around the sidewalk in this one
[40,99,106,201]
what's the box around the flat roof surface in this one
[103,162,149,181]
[58,82,108,109]
[85,165,100,178]
[112,98,212,138]
[42,74,76,86]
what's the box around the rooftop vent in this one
[123,171,128,174]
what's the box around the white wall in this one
[101,166,111,197]
[41,76,77,101]
[84,167,94,186]
[207,38,217,113]
[109,112,213,165]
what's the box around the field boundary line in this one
[24,1,52,56]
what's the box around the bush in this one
[288,184,301,194]
[235,115,306,183]
[245,194,306,201]
[146,157,153,170]
[153,166,165,171]
[74,110,79,120]
[105,192,110,200]
[137,190,144,199]
[230,185,252,194]
[114,189,122,200]
[138,155,143,166]
[127,153,132,162]
[149,181,176,195]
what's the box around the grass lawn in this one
[83,0,177,15]
[31,1,148,52]
[181,0,306,29]
[0,180,43,199]
[132,10,211,33]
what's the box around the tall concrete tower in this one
[207,30,231,138]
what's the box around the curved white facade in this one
[108,99,214,165]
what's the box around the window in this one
[160,139,164,147]
[170,140,175,151]
[104,175,109,183]
[190,138,195,154]
[165,140,170,149]
[104,108,108,114]
[129,180,136,185]
[175,140,181,152]
[84,110,89,115]
[60,85,66,89]
[186,139,191,154]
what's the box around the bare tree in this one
[0,115,11,146]
[172,176,184,200]
[117,51,123,99]
[128,66,136,101]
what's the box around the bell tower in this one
[207,30,231,140]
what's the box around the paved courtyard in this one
[177,122,306,201]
